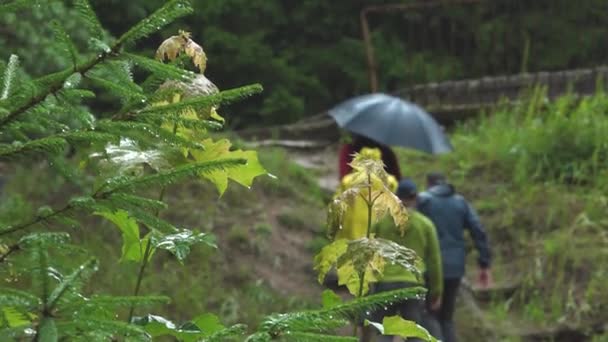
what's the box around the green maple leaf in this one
[95,210,150,262]
[191,138,267,194]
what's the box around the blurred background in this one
[1,1,607,341]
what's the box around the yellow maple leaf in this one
[184,39,207,73]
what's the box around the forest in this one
[0,0,607,341]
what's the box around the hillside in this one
[1,90,607,341]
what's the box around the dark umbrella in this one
[328,93,452,154]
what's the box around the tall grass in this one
[397,89,608,334]
[451,87,608,187]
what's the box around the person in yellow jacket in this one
[334,148,398,240]
[371,179,444,342]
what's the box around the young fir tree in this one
[0,1,431,341]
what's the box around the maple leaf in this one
[156,30,207,73]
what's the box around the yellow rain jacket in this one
[334,153,398,240]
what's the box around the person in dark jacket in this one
[417,172,492,342]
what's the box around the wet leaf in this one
[321,289,343,309]
[382,316,437,341]
[155,34,187,62]
[192,313,224,335]
[90,138,171,176]
[191,139,267,195]
[152,229,215,262]
[156,30,207,73]
[184,39,206,73]
[316,238,421,297]
[313,239,348,284]
[95,210,147,262]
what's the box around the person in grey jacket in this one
[417,172,492,342]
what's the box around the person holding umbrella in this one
[329,93,453,158]
[339,134,401,180]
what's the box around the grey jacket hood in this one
[428,183,455,197]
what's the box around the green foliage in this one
[366,315,437,342]
[0,2,446,341]
[73,0,608,127]
[453,88,608,186]
[0,1,276,340]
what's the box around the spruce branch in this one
[0,205,72,236]
[116,0,193,46]
[0,0,194,128]
[0,52,111,128]
[73,0,104,39]
[0,0,31,13]
[137,84,263,117]
[1,54,19,100]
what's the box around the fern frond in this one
[1,306,31,328]
[258,312,347,336]
[138,84,263,118]
[100,158,247,194]
[124,53,194,81]
[116,0,193,46]
[1,54,19,100]
[60,87,95,98]
[47,258,98,311]
[73,0,104,39]
[62,295,169,312]
[89,295,170,306]
[250,287,425,340]
[58,319,148,341]
[0,288,41,309]
[95,120,200,149]
[18,232,71,248]
[51,20,79,67]
[88,37,112,54]
[205,324,247,341]
[87,75,145,103]
[61,131,118,145]
[106,193,168,212]
[323,287,426,320]
[282,332,358,342]
[0,130,112,159]
[0,0,31,13]
[139,113,223,131]
[0,137,67,159]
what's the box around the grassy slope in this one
[395,90,608,340]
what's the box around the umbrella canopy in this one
[328,93,452,154]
